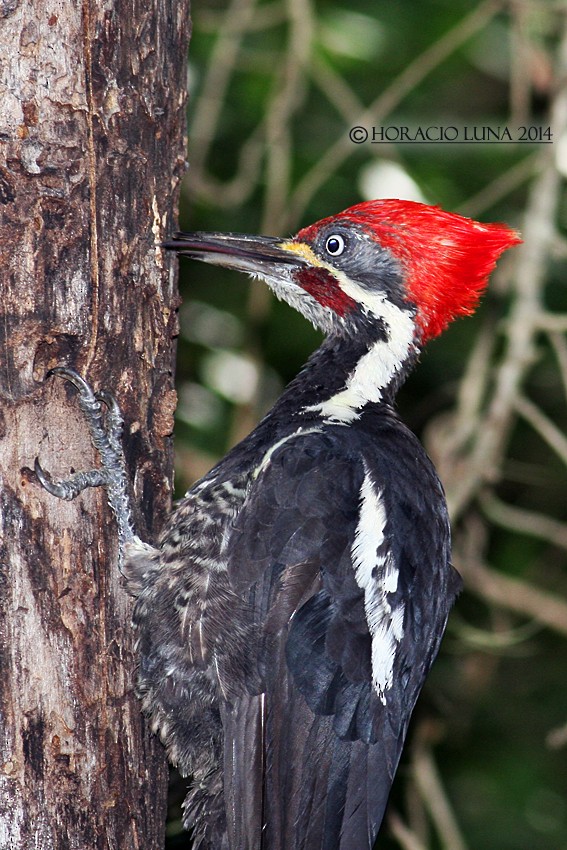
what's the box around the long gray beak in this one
[164,232,308,276]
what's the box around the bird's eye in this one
[325,234,346,257]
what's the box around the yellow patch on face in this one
[277,240,324,267]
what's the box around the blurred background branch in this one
[168,1,567,847]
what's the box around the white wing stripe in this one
[351,469,405,704]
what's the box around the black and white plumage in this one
[131,359,458,849]
[36,199,520,849]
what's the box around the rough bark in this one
[0,0,189,848]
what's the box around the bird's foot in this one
[35,367,136,555]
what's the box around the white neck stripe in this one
[303,293,415,422]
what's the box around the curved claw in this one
[34,457,107,500]
[96,389,121,416]
[46,366,96,399]
[34,456,61,496]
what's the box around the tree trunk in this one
[0,1,189,848]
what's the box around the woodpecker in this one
[36,199,520,850]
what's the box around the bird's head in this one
[166,199,521,346]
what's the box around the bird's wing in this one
[223,427,460,850]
